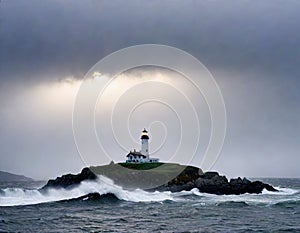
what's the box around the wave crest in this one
[0,176,298,207]
[0,175,173,206]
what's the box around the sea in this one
[0,176,299,232]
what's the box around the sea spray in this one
[0,175,173,206]
[0,176,298,207]
[1,178,299,233]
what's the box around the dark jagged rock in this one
[155,171,278,195]
[41,164,278,195]
[200,171,220,179]
[41,167,96,190]
[58,192,120,203]
[193,174,278,195]
[195,173,231,195]
[151,166,203,192]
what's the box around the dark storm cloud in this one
[0,0,300,178]
[1,0,300,83]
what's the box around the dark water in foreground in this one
[0,178,299,232]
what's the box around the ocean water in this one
[0,177,299,232]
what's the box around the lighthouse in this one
[125,128,159,163]
[140,128,149,158]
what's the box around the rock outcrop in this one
[153,171,277,194]
[195,172,277,195]
[41,167,97,190]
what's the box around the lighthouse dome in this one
[141,134,149,139]
[141,128,149,139]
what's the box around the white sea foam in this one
[0,177,298,207]
[262,187,298,195]
[0,176,173,206]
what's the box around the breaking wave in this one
[0,176,173,206]
[0,176,298,207]
[262,187,298,195]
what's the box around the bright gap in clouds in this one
[0,78,83,179]
[1,68,211,179]
[90,67,212,168]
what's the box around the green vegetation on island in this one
[90,162,202,190]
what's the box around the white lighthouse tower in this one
[125,128,159,163]
[140,128,149,158]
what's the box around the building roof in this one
[126,151,147,158]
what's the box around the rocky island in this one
[41,162,277,195]
[40,129,278,195]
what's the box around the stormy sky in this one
[0,0,300,179]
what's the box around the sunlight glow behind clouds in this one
[1,0,300,178]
